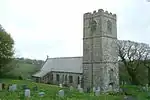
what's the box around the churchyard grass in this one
[0,79,149,100]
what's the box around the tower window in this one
[107,20,112,33]
[89,18,97,33]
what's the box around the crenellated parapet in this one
[84,9,116,19]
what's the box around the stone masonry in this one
[83,9,119,92]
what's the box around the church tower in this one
[83,9,119,92]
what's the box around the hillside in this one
[0,79,122,100]
[5,58,44,79]
[0,79,150,100]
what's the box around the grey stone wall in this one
[52,72,82,88]
[83,9,119,92]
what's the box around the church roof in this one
[32,56,83,77]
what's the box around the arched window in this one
[65,75,67,81]
[51,74,53,81]
[62,75,64,82]
[89,18,97,33]
[107,20,112,33]
[77,76,80,84]
[69,75,73,83]
[56,74,60,82]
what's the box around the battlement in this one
[84,9,116,19]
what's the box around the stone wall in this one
[83,9,119,92]
[52,72,82,88]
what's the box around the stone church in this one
[32,9,119,92]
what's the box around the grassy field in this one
[0,79,124,100]
[0,79,150,100]
[7,62,40,79]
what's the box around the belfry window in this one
[107,20,112,33]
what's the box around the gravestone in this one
[25,89,30,97]
[142,86,147,92]
[0,83,2,91]
[119,88,123,94]
[70,86,73,91]
[93,87,96,92]
[59,84,62,88]
[9,85,13,92]
[12,84,17,91]
[108,85,113,91]
[79,88,83,93]
[146,84,149,91]
[121,81,124,85]
[38,92,45,97]
[124,82,127,85]
[58,90,64,97]
[97,86,100,91]
[77,84,81,90]
[95,90,100,96]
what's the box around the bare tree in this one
[117,40,150,85]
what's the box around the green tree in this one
[117,40,150,85]
[0,24,15,77]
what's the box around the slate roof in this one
[32,57,83,77]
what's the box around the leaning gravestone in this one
[0,83,2,91]
[58,90,64,97]
[25,89,30,98]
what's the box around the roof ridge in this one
[48,56,83,59]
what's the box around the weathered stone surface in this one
[83,9,119,92]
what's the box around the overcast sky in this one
[0,0,150,60]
